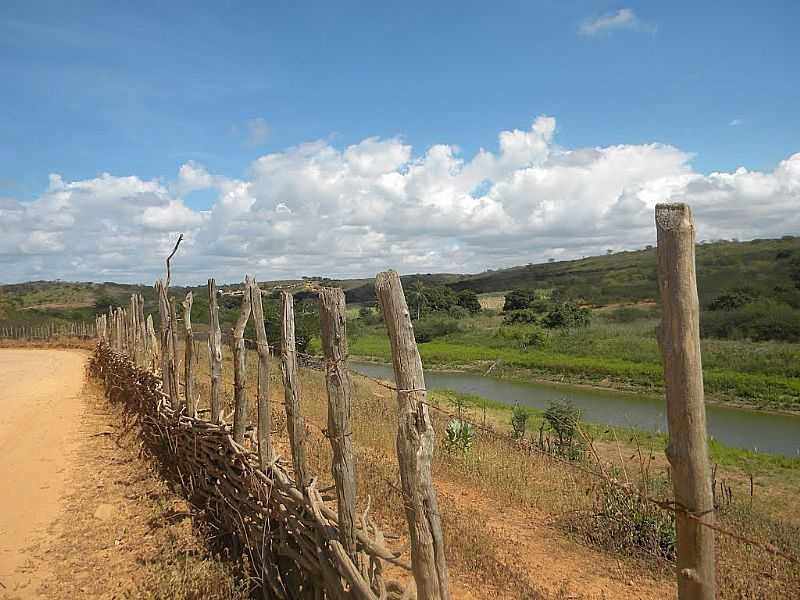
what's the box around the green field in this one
[349,308,800,411]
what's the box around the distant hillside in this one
[345,236,800,306]
[2,236,799,325]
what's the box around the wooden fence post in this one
[250,279,274,467]
[656,203,716,600]
[137,293,147,365]
[183,291,195,418]
[146,314,159,370]
[375,270,450,600]
[318,287,358,561]
[169,298,181,404]
[156,280,178,405]
[208,278,223,424]
[232,276,253,443]
[280,292,308,490]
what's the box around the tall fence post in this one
[232,276,253,443]
[280,292,308,490]
[318,287,358,561]
[183,291,195,418]
[146,314,159,370]
[376,270,450,600]
[137,293,147,366]
[656,203,716,600]
[207,278,223,424]
[250,279,274,467]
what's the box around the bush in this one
[542,302,591,329]
[708,288,757,311]
[456,289,482,314]
[443,419,475,454]
[448,305,469,320]
[700,299,800,342]
[503,309,538,325]
[511,404,529,439]
[582,478,676,561]
[503,289,537,311]
[542,400,585,460]
[521,326,548,349]
[412,317,460,343]
[606,306,653,323]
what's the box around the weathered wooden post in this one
[232,276,253,443]
[207,278,223,424]
[137,293,147,365]
[280,292,308,490]
[318,287,358,561]
[250,279,274,467]
[183,291,195,418]
[656,203,716,600]
[375,270,450,600]
[146,314,159,370]
[156,280,178,404]
[169,298,181,403]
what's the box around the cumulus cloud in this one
[2,116,799,284]
[229,117,271,147]
[579,8,654,36]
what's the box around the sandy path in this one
[0,349,87,596]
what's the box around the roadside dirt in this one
[0,349,244,600]
[0,349,88,596]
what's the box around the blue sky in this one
[2,1,797,204]
[0,2,798,283]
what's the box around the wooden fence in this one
[0,321,96,339]
[84,202,737,600]
[92,269,449,599]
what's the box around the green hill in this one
[2,236,799,327]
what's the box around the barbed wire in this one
[105,334,800,568]
[293,352,800,567]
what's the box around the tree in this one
[503,289,536,311]
[407,280,426,320]
[456,289,481,314]
[542,302,591,329]
[708,288,757,311]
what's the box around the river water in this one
[350,361,800,457]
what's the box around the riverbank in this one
[348,330,800,414]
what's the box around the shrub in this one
[503,309,538,325]
[700,299,800,342]
[542,302,591,329]
[606,306,653,323]
[521,326,548,349]
[503,289,537,311]
[542,400,585,460]
[456,289,482,314]
[511,404,529,439]
[443,419,475,454]
[448,305,469,320]
[584,479,676,561]
[412,317,460,343]
[708,288,757,311]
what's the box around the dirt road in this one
[0,349,87,596]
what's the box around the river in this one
[350,361,800,457]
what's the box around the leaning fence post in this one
[232,276,253,443]
[318,287,358,561]
[183,291,195,418]
[280,292,308,490]
[656,203,716,600]
[208,278,224,424]
[250,279,274,467]
[376,270,450,600]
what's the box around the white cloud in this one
[2,116,799,284]
[729,118,742,127]
[579,8,654,36]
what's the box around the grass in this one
[171,341,800,598]
[348,311,800,411]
